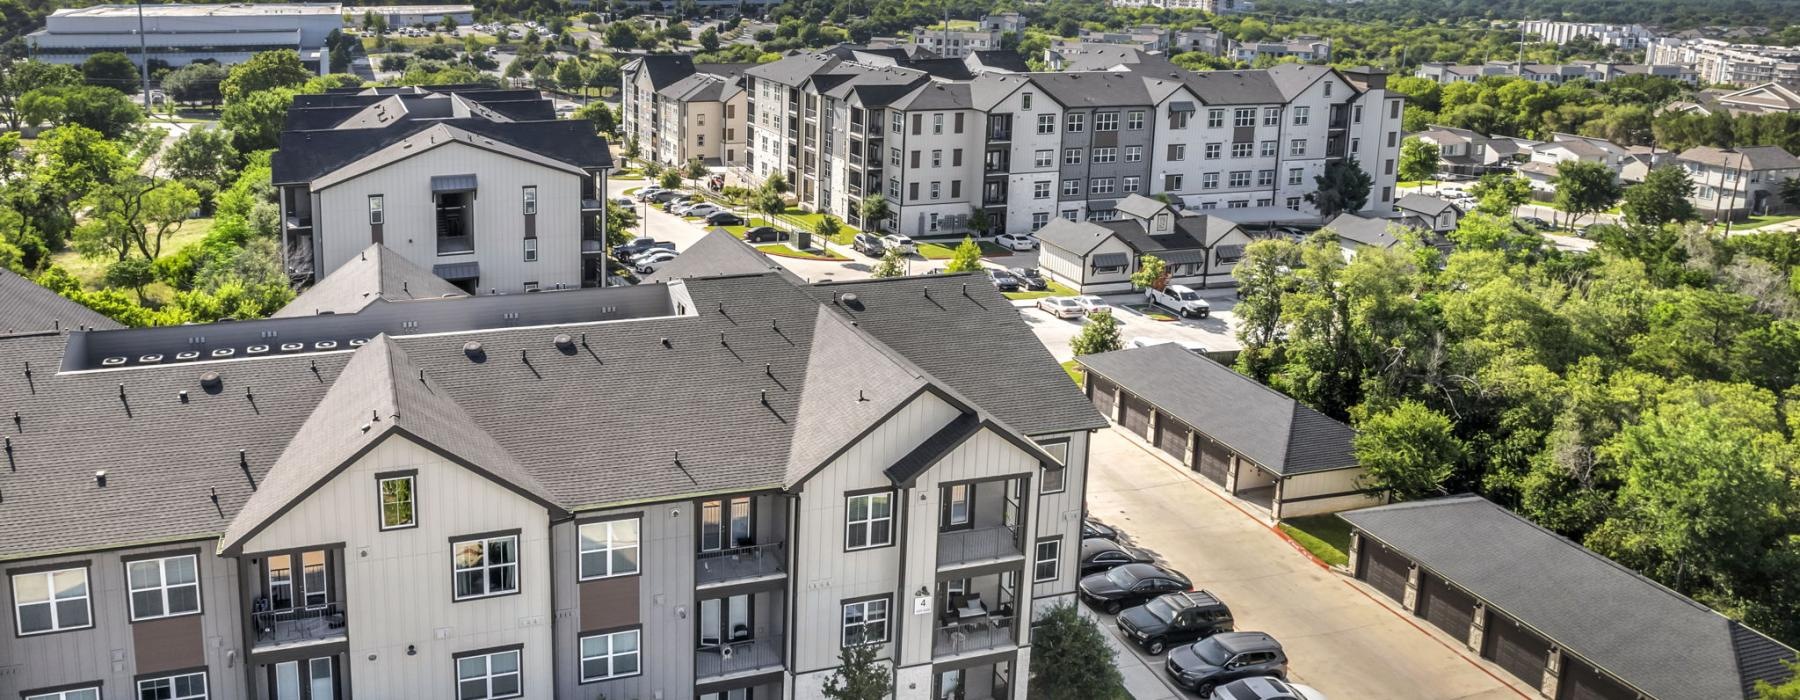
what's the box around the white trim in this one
[378,474,416,530]
[451,534,520,601]
[578,628,642,682]
[11,566,92,636]
[576,518,640,581]
[126,554,202,622]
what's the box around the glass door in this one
[301,551,328,607]
[701,497,754,552]
[936,668,965,699]
[699,594,754,647]
[274,661,301,700]
[267,555,294,610]
[308,657,334,699]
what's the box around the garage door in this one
[1121,395,1151,437]
[1559,658,1636,700]
[1194,437,1230,485]
[1155,418,1189,461]
[1482,612,1549,688]
[1090,377,1116,420]
[1358,542,1410,603]
[1416,573,1476,640]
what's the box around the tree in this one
[1071,309,1123,355]
[104,257,156,303]
[161,62,228,107]
[605,22,641,50]
[1551,160,1623,229]
[439,14,458,32]
[554,60,585,95]
[1307,159,1373,218]
[220,50,312,103]
[1621,165,1698,227]
[220,87,298,151]
[860,194,889,228]
[0,61,81,129]
[1779,177,1800,211]
[163,126,242,185]
[820,642,890,700]
[1469,172,1532,216]
[18,86,141,139]
[814,214,842,243]
[622,138,641,166]
[1756,661,1800,700]
[763,171,790,195]
[683,157,709,187]
[699,26,722,51]
[1353,400,1465,501]
[753,188,786,220]
[1398,136,1441,182]
[658,170,682,190]
[870,247,905,277]
[1029,604,1125,699]
[1130,254,1168,290]
[945,236,983,273]
[573,101,617,137]
[329,41,353,74]
[81,52,139,93]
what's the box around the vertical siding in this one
[240,436,554,699]
[314,141,583,294]
[1030,429,1088,622]
[552,499,696,700]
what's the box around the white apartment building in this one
[1647,37,1800,89]
[1107,0,1253,14]
[1230,36,1331,63]
[27,2,343,71]
[1519,21,1653,50]
[620,55,754,171]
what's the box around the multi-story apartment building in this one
[909,24,1002,59]
[272,85,612,293]
[1106,0,1252,14]
[0,237,1106,700]
[620,55,754,171]
[1229,36,1330,64]
[1647,37,1800,89]
[1679,145,1800,218]
[1518,21,1653,50]
[1413,61,1696,86]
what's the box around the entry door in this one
[266,551,329,611]
[699,594,752,647]
[942,484,973,531]
[937,668,966,699]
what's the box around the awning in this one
[1155,249,1208,265]
[433,261,480,281]
[1169,101,1196,112]
[1214,244,1245,261]
[431,174,478,193]
[1091,252,1130,269]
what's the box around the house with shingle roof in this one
[1678,145,1800,217]
[1035,194,1252,292]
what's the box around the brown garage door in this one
[1155,418,1189,461]
[1194,436,1230,485]
[1121,395,1152,437]
[1559,658,1636,700]
[1482,612,1549,688]
[1089,377,1116,420]
[1416,573,1477,640]
[1358,542,1410,603]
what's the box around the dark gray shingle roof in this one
[274,244,468,318]
[0,268,121,333]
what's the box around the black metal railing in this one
[934,615,1015,657]
[696,635,784,679]
[937,525,1023,568]
[251,601,346,648]
[696,542,786,587]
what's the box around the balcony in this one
[284,214,312,230]
[934,615,1016,658]
[697,543,786,588]
[696,635,785,680]
[581,198,604,212]
[939,525,1024,568]
[251,601,347,653]
[938,477,1028,570]
[932,572,1021,659]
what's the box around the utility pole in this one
[136,0,151,112]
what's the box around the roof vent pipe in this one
[94,470,106,487]
[200,372,222,391]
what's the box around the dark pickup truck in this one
[613,237,677,260]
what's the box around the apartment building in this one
[1664,82,1800,115]
[620,55,755,170]
[1679,145,1800,218]
[1516,132,1631,191]
[1413,61,1694,86]
[271,85,613,293]
[0,240,1106,700]
[1229,36,1330,64]
[1518,20,1653,50]
[27,2,342,71]
[1106,0,1252,14]
[1647,37,1800,89]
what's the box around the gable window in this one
[127,554,200,621]
[580,629,641,682]
[11,566,91,635]
[523,238,538,263]
[453,533,519,600]
[521,186,537,215]
[378,473,416,530]
[1021,92,1033,110]
[456,648,522,700]
[578,518,640,579]
[1034,538,1061,582]
[137,672,207,700]
[841,596,890,646]
[845,492,894,550]
[1037,438,1070,494]
[367,195,384,225]
[26,689,99,700]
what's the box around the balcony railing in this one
[581,198,604,211]
[696,543,786,587]
[696,635,784,679]
[938,525,1023,569]
[438,235,474,255]
[284,214,312,230]
[251,601,346,650]
[934,615,1015,658]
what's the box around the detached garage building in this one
[1076,343,1380,518]
[1342,496,1798,700]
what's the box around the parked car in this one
[612,196,635,207]
[1009,267,1048,291]
[853,233,887,256]
[648,190,684,203]
[632,250,680,273]
[1117,590,1234,655]
[1146,284,1211,318]
[635,187,666,201]
[1079,537,1154,576]
[995,232,1038,251]
[1517,216,1553,230]
[1074,295,1109,314]
[613,237,675,259]
[1083,517,1119,541]
[988,268,1023,292]
[705,211,744,226]
[683,204,723,219]
[668,199,707,214]
[1214,677,1328,700]
[629,247,679,265]
[880,234,916,254]
[744,226,788,243]
[1078,563,1191,614]
[1036,296,1086,319]
[1165,632,1288,696]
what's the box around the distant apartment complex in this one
[271,85,613,293]
[1106,0,1253,14]
[1229,36,1331,63]
[1647,37,1800,89]
[620,55,755,170]
[1413,61,1696,85]
[1518,20,1653,50]
[27,2,343,71]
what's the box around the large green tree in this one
[219,50,313,103]
[1307,159,1373,218]
[0,61,81,129]
[1029,604,1125,700]
[820,642,890,700]
[1398,136,1440,182]
[81,52,139,93]
[1551,160,1624,228]
[161,62,228,107]
[1354,400,1466,500]
[1621,165,1697,227]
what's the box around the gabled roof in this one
[1034,217,1117,257]
[1341,496,1798,700]
[1115,193,1171,221]
[310,123,589,190]
[0,268,121,333]
[1715,82,1800,113]
[1028,71,1155,107]
[626,53,698,90]
[273,117,611,185]
[1173,69,1287,105]
[1326,212,1403,249]
[1678,145,1800,171]
[890,81,973,110]
[642,229,796,284]
[1267,64,1354,101]
[275,244,468,318]
[745,51,842,86]
[1395,194,1460,217]
[1077,344,1357,474]
[220,335,561,553]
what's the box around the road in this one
[1085,427,1531,700]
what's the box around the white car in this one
[629,247,678,265]
[683,204,722,218]
[881,234,916,254]
[633,250,679,273]
[995,232,1037,251]
[1074,295,1109,313]
[1035,297,1086,319]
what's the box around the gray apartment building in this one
[0,236,1104,700]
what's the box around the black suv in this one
[852,232,887,256]
[1166,632,1287,696]
[1080,537,1154,576]
[1077,563,1191,614]
[1118,590,1234,655]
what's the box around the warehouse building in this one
[1341,496,1797,700]
[344,4,474,27]
[27,3,343,72]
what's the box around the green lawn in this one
[52,217,215,299]
[1395,180,1440,188]
[756,244,847,261]
[721,217,778,238]
[774,207,859,245]
[1278,515,1352,568]
[1735,214,1799,230]
[916,240,1014,260]
[1004,279,1078,301]
[1061,359,1083,385]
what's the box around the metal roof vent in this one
[176,351,201,361]
[314,341,339,350]
[211,348,236,358]
[349,338,368,347]
[553,334,573,350]
[101,356,127,367]
[138,354,163,364]
[463,341,485,360]
[280,342,305,352]
[94,470,107,487]
[199,372,222,390]
[246,345,270,355]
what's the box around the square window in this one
[1164,174,1184,191]
[1230,171,1250,188]
[126,555,200,621]
[1263,108,1280,126]
[1290,139,1307,157]
[1204,143,1221,160]
[379,475,415,530]
[1169,110,1190,129]
[1033,150,1053,168]
[580,629,641,681]
[1066,113,1085,133]
[1037,114,1055,134]
[1234,108,1256,127]
[1095,112,1119,131]
[1292,106,1310,126]
[1063,180,1081,197]
[1123,176,1141,193]
[1031,212,1049,230]
[1033,181,1051,200]
[1231,143,1253,158]
[1262,140,1276,157]
[1034,539,1061,582]
[1289,168,1304,186]
[1064,148,1082,165]
[456,649,522,700]
[1257,170,1275,187]
[842,597,890,646]
[1207,109,1225,128]
[1127,110,1144,130]
[1203,172,1219,189]
[11,567,90,635]
[578,518,640,579]
[845,492,894,549]
[26,688,100,700]
[453,534,519,600]
[1124,146,1143,163]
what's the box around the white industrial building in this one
[27,3,343,72]
[344,5,475,28]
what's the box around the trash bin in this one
[796,230,812,250]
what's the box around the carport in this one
[1341,496,1800,700]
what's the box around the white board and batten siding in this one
[1030,429,1088,616]
[1279,467,1381,518]
[239,435,555,698]
[549,502,696,700]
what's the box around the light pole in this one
[136,0,151,111]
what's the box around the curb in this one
[1271,525,1331,571]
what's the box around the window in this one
[1387,131,1397,148]
[1256,198,1274,207]
[1323,81,1333,97]
[1062,179,1081,197]
[1231,143,1253,159]
[522,238,537,263]
[1353,104,1363,124]
[1034,539,1061,582]
[1257,170,1275,187]
[890,148,901,167]
[1031,212,1049,230]
[930,182,941,200]
[1228,200,1249,209]
[910,151,920,169]
[580,629,641,681]
[26,689,98,700]
[842,597,890,646]
[1095,111,1119,131]
[1234,108,1256,127]
[367,195,384,225]
[1123,176,1141,193]
[452,534,519,600]
[1169,110,1190,129]
[137,672,207,700]
[953,149,963,167]
[1062,209,1079,221]
[1202,172,1219,189]
[1124,145,1143,162]
[944,484,971,528]
[1092,147,1116,164]
[1022,92,1033,110]
[1287,196,1303,210]
[1384,159,1395,176]
[1290,139,1307,157]
[1091,178,1115,195]
[1066,113,1085,132]
[931,149,942,168]
[1033,181,1051,199]
[1164,174,1184,190]
[456,648,522,700]
[1390,99,1401,119]
[11,567,90,635]
[1261,140,1277,157]
[951,181,962,199]
[127,554,200,621]
[1264,107,1280,126]
[1292,106,1310,126]
[909,183,919,201]
[522,186,537,215]
[845,492,894,549]
[932,114,944,135]
[891,112,903,133]
[378,474,415,530]
[1033,150,1053,168]
[1064,148,1082,165]
[1169,144,1187,162]
[1037,114,1055,134]
[1207,109,1225,128]
[1127,110,1144,130]
[1230,171,1250,188]
[1204,143,1221,160]
[578,518,640,579]
[1351,137,1361,153]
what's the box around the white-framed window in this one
[1062,180,1081,197]
[580,629,641,681]
[842,597,890,646]
[1287,196,1303,210]
[1123,176,1141,192]
[1234,108,1256,127]
[1264,107,1280,126]
[1066,113,1085,132]
[1127,110,1144,130]
[845,492,894,550]
[1231,143,1253,158]
[1206,109,1225,128]
[1062,209,1079,221]
[1021,92,1033,110]
[1290,139,1307,157]
[378,474,415,530]
[522,186,537,215]
[1229,171,1251,188]
[578,518,640,580]
[891,112,903,133]
[931,149,942,167]
[1095,111,1119,131]
[1034,149,1053,168]
[1228,200,1249,209]
[137,672,207,700]
[1204,143,1221,160]
[1257,170,1275,187]
[1169,110,1190,129]
[930,182,941,200]
[367,195,384,225]
[1034,539,1061,582]
[890,147,901,166]
[1353,104,1363,124]
[1169,144,1187,162]
[11,567,90,635]
[1033,181,1051,200]
[1257,198,1274,207]
[1323,80,1333,97]
[932,113,944,134]
[1037,114,1055,134]
[1064,148,1082,165]
[1261,140,1276,157]
[456,649,522,700]
[452,534,519,600]
[1203,172,1219,189]
[525,237,541,262]
[1164,174,1184,190]
[26,688,99,700]
[1092,147,1116,164]
[1292,106,1310,126]
[127,555,200,621]
[1091,178,1115,195]
[1288,168,1304,186]
[1031,212,1049,230]
[1124,145,1143,162]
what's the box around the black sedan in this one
[1083,518,1119,541]
[1009,267,1049,291]
[744,226,788,243]
[1080,537,1155,576]
[989,268,1023,292]
[1078,563,1192,614]
[705,211,745,226]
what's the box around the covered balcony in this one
[694,588,786,682]
[695,493,789,589]
[937,477,1028,571]
[932,571,1022,660]
[934,658,1016,700]
[244,548,346,656]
